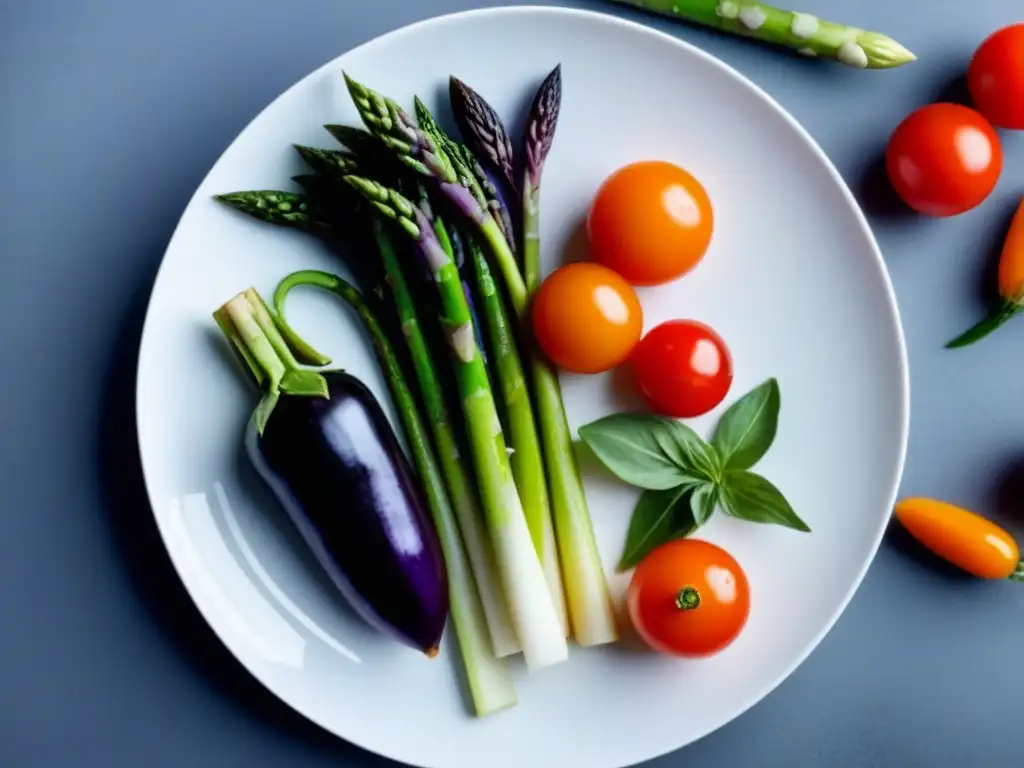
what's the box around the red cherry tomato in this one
[587,160,714,286]
[531,262,643,374]
[628,539,750,657]
[968,24,1024,130]
[885,103,1002,217]
[632,320,733,418]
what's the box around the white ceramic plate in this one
[136,7,909,768]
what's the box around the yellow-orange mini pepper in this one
[895,498,1022,580]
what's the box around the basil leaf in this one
[720,470,810,532]
[579,413,718,490]
[656,419,722,483]
[618,483,702,570]
[711,378,780,471]
[689,483,720,526]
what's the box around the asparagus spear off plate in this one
[609,0,915,68]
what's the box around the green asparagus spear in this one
[215,190,328,231]
[464,232,568,634]
[324,124,388,157]
[271,270,516,716]
[294,145,361,178]
[521,66,618,647]
[344,174,569,671]
[609,0,915,68]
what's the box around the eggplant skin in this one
[246,371,449,655]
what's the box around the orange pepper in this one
[948,196,1024,348]
[894,498,1022,580]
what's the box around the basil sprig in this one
[579,378,808,570]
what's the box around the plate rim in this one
[134,5,911,766]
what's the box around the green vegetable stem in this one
[268,270,517,716]
[579,378,809,570]
[609,0,916,69]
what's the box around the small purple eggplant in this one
[216,288,448,656]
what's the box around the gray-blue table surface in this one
[3,1,1022,765]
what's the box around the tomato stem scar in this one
[676,586,701,610]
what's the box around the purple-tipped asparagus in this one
[522,65,562,293]
[449,76,517,193]
[413,96,517,256]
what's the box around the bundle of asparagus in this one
[215,66,618,715]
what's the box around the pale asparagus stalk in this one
[609,0,915,68]
[520,66,619,647]
[446,68,620,647]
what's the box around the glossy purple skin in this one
[246,371,448,655]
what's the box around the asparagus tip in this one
[864,34,917,68]
[341,70,367,99]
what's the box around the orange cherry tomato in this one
[531,262,643,374]
[968,24,1024,130]
[628,539,750,657]
[885,103,1002,217]
[587,160,714,286]
[894,498,1021,580]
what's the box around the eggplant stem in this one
[213,289,329,434]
